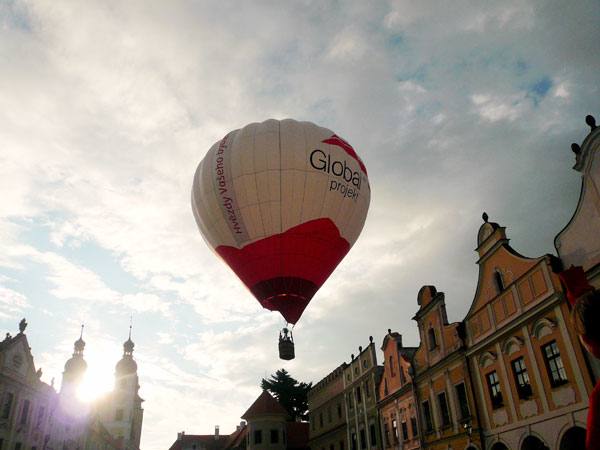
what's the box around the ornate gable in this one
[555,115,600,282]
[466,214,561,346]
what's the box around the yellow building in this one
[412,286,481,450]
[464,215,593,450]
[377,330,419,450]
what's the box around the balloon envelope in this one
[192,119,370,324]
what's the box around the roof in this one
[224,425,247,449]
[168,434,229,450]
[286,422,309,450]
[241,390,288,419]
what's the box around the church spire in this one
[116,321,137,376]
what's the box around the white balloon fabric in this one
[191,119,370,324]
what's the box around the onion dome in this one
[116,326,137,375]
[64,325,87,375]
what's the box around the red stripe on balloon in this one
[216,218,351,324]
[322,134,368,175]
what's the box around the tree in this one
[261,369,312,421]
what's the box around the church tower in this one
[101,326,144,449]
[60,325,87,397]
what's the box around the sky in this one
[0,0,599,448]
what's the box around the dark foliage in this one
[261,368,312,421]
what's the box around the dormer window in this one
[494,270,504,294]
[428,328,437,350]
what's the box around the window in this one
[410,417,418,437]
[365,380,370,398]
[330,445,334,450]
[270,429,279,443]
[337,403,342,418]
[369,424,376,446]
[340,440,344,450]
[384,423,390,446]
[254,429,262,444]
[401,421,408,441]
[494,270,504,293]
[362,359,368,369]
[35,406,45,428]
[347,393,353,410]
[422,400,433,432]
[359,429,366,449]
[2,393,14,419]
[356,386,362,404]
[486,371,503,409]
[512,357,532,398]
[455,383,470,419]
[543,341,568,387]
[428,329,437,350]
[20,400,30,425]
[389,356,395,376]
[392,419,398,442]
[115,408,124,421]
[351,433,357,450]
[437,392,451,426]
[14,443,22,450]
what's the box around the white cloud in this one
[1,0,599,449]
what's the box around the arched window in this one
[428,328,437,350]
[494,270,504,294]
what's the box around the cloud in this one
[1,1,599,449]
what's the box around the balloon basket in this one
[278,327,295,360]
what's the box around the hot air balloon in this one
[191,119,370,359]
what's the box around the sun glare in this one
[76,351,116,402]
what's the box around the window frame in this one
[437,391,451,427]
[486,371,503,409]
[542,341,568,388]
[511,356,533,399]
[422,400,433,432]
[454,382,470,420]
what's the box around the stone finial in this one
[586,115,596,131]
[571,143,581,155]
[388,328,392,335]
[482,212,489,223]
[4,333,10,341]
[19,318,27,334]
[359,346,363,352]
[351,353,355,360]
[369,336,373,343]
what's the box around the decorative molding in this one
[492,408,508,427]
[519,399,538,418]
[552,386,576,407]
[478,351,497,368]
[502,336,524,355]
[532,318,556,339]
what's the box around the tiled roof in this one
[224,425,247,449]
[241,390,288,419]
[168,434,228,450]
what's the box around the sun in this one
[76,350,116,402]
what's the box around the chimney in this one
[215,425,220,439]
[177,431,185,440]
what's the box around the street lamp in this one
[463,422,473,444]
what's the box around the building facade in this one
[377,331,418,450]
[308,364,348,450]
[0,320,143,450]
[0,320,56,450]
[412,286,481,450]
[464,215,594,450]
[342,338,383,450]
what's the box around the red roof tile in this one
[241,390,288,419]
